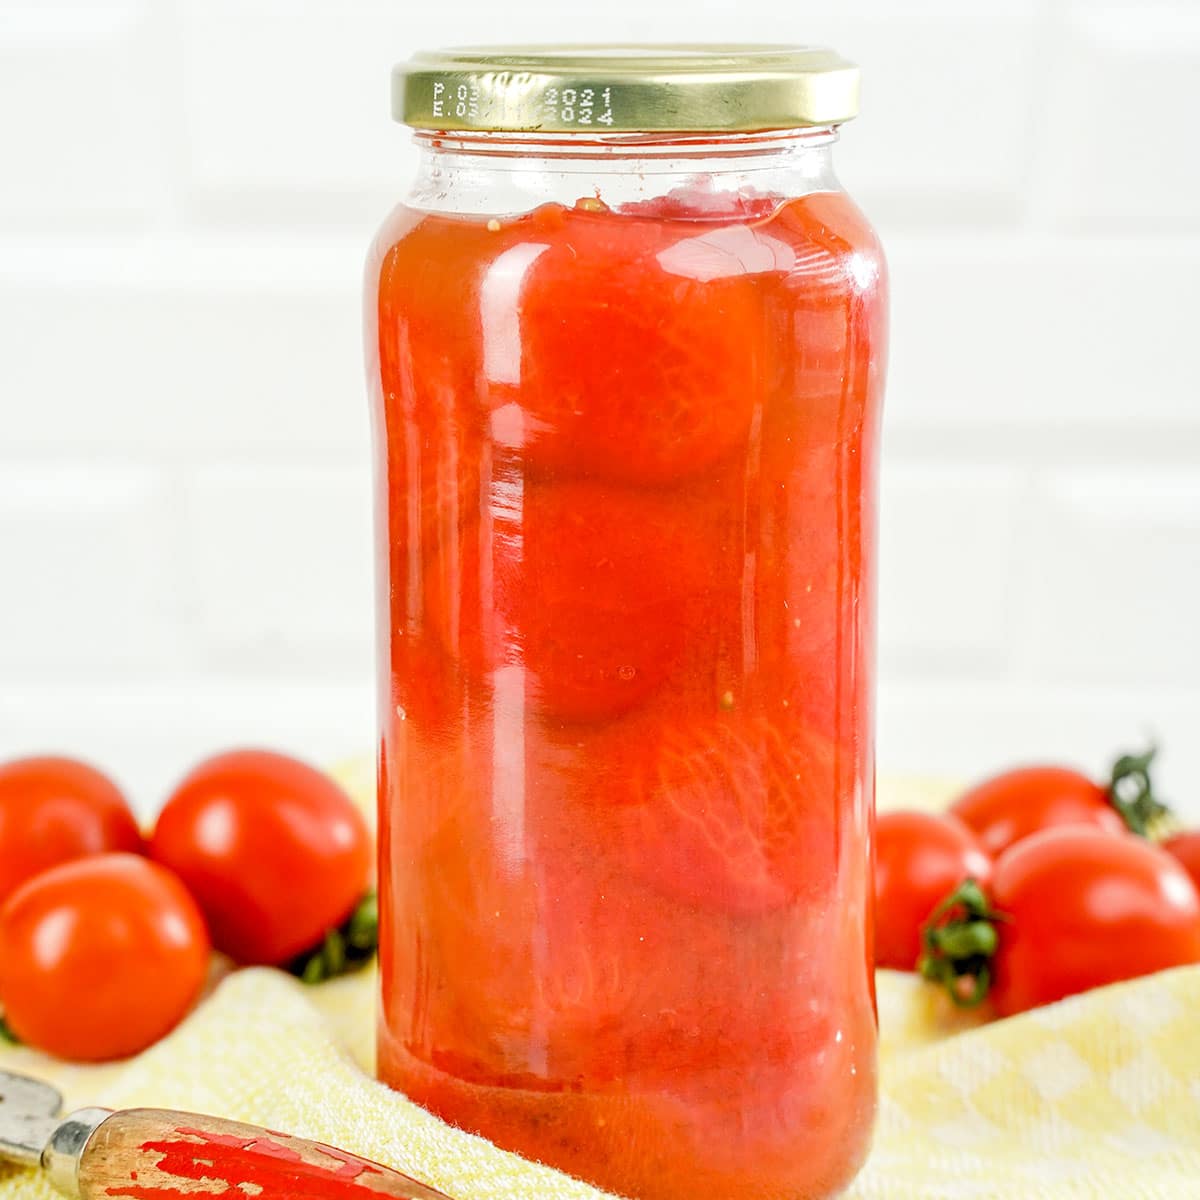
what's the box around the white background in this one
[1,1,1198,820]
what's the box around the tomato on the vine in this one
[920,826,1200,1016]
[0,853,209,1061]
[150,749,373,971]
[874,810,993,971]
[0,756,143,904]
[949,747,1165,857]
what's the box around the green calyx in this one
[1108,745,1170,838]
[918,879,1007,1009]
[287,891,379,985]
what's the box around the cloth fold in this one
[2,962,1199,1200]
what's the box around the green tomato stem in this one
[1108,745,1170,838]
[918,879,1006,1009]
[287,890,379,986]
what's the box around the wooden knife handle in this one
[44,1107,451,1200]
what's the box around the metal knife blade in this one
[0,1069,66,1167]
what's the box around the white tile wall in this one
[1022,470,1200,685]
[1,0,1198,822]
[177,0,405,224]
[1040,2,1200,230]
[0,465,184,674]
[181,465,374,669]
[0,2,165,227]
[878,464,1023,674]
[0,258,366,456]
[885,235,1200,431]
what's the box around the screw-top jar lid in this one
[393,45,860,134]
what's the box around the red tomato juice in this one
[370,187,886,1200]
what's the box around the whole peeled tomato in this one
[427,478,735,724]
[401,725,856,1097]
[0,756,143,905]
[500,204,764,485]
[874,810,993,971]
[1164,831,1200,893]
[375,209,492,552]
[150,750,372,966]
[948,748,1165,858]
[593,707,842,917]
[0,853,209,1061]
[921,826,1200,1017]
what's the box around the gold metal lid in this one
[393,45,860,134]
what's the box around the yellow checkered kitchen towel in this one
[1,768,1198,1200]
[3,965,1199,1200]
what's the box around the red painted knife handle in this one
[50,1107,451,1200]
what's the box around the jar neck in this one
[406,127,842,217]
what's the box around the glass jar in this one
[367,47,887,1200]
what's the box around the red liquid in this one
[368,187,886,1200]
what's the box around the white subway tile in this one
[0,464,186,673]
[181,466,373,669]
[885,235,1200,429]
[0,2,166,226]
[879,463,1023,670]
[177,1,406,202]
[0,266,367,455]
[1040,3,1200,230]
[1021,468,1200,685]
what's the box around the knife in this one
[0,1069,452,1199]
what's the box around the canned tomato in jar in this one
[367,45,887,1200]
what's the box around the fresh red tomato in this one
[1164,830,1200,894]
[150,750,371,966]
[950,765,1125,856]
[0,756,143,904]
[921,827,1200,1016]
[874,811,993,970]
[0,853,209,1061]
